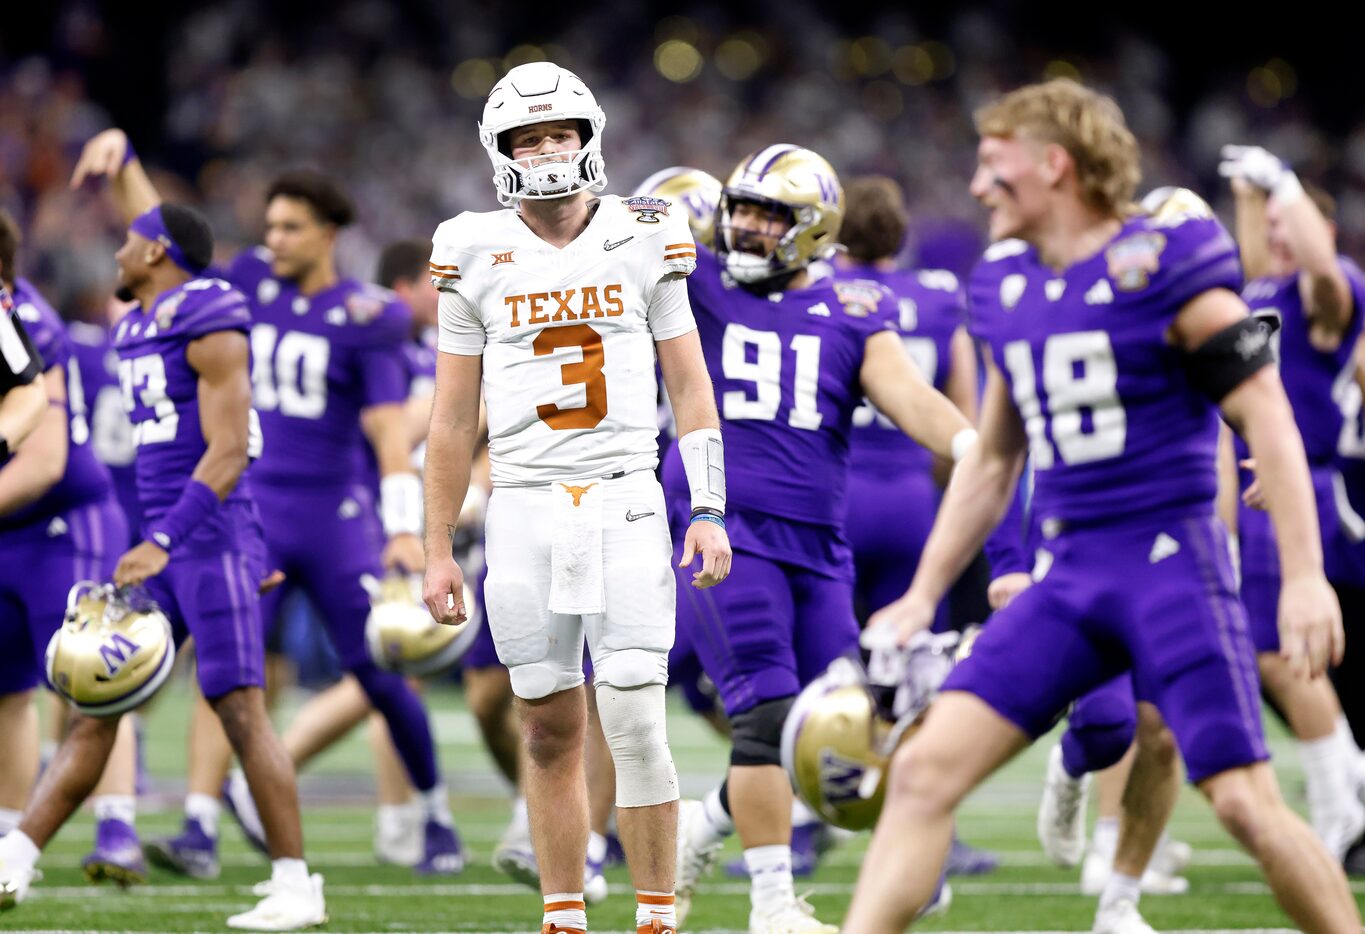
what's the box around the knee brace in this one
[730,696,795,768]
[595,682,677,807]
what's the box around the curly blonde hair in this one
[975,79,1140,217]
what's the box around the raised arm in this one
[70,129,161,225]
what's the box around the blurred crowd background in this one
[3,0,1362,326]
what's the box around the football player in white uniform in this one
[422,62,730,934]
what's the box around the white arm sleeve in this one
[437,290,486,356]
[646,274,697,342]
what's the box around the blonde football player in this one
[422,63,731,934]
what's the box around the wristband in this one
[690,512,725,530]
[950,427,979,463]
[146,479,219,551]
[381,472,423,537]
[679,428,725,514]
[121,138,138,166]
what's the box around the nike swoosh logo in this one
[625,510,655,522]
[604,236,634,251]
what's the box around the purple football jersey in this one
[664,248,893,528]
[2,281,112,527]
[1243,258,1365,466]
[227,249,412,488]
[841,264,965,478]
[112,278,255,538]
[969,214,1241,528]
[67,319,141,540]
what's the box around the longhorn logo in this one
[558,483,597,507]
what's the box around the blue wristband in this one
[145,479,219,551]
[690,512,725,529]
[121,138,138,166]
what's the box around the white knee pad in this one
[509,662,584,701]
[595,682,678,808]
[593,648,667,689]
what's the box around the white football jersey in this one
[431,195,697,486]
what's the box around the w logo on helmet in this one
[819,750,869,805]
[98,633,142,677]
[814,173,839,205]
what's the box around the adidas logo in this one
[1085,279,1114,305]
[1149,532,1180,564]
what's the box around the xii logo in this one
[491,251,515,266]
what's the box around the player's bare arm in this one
[657,327,732,588]
[0,365,68,515]
[361,401,424,573]
[1171,286,1343,678]
[859,328,975,461]
[70,128,161,226]
[0,382,45,457]
[1228,180,1272,281]
[869,358,1027,644]
[421,350,481,624]
[116,329,252,587]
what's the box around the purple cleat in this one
[415,819,465,875]
[83,819,148,887]
[944,834,1000,876]
[603,832,626,868]
[142,817,219,880]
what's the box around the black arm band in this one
[691,506,724,520]
[1183,316,1276,402]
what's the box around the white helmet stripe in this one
[742,144,800,181]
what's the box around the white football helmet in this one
[479,62,607,207]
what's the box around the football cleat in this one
[492,820,539,889]
[637,921,676,934]
[1149,834,1192,876]
[1038,743,1091,867]
[717,146,843,286]
[945,834,1000,876]
[142,818,220,879]
[1080,848,1189,896]
[583,851,607,905]
[82,819,147,887]
[46,582,175,718]
[479,62,607,207]
[635,167,722,249]
[364,574,477,677]
[919,875,953,919]
[748,893,839,933]
[225,873,326,931]
[222,771,268,855]
[540,925,586,934]
[415,819,465,875]
[675,799,723,925]
[1091,897,1156,934]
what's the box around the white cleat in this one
[1081,849,1189,896]
[1318,806,1365,862]
[749,895,839,933]
[1092,897,1157,934]
[583,862,608,905]
[918,880,952,920]
[491,819,539,891]
[0,861,34,911]
[675,799,724,926]
[374,802,424,867]
[226,873,327,931]
[1148,835,1192,876]
[1038,744,1091,867]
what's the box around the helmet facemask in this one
[717,193,807,287]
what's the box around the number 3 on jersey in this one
[1003,330,1126,469]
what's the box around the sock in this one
[353,661,439,790]
[0,808,21,837]
[587,831,608,864]
[420,784,453,828]
[1099,871,1141,912]
[1091,816,1119,862]
[511,796,530,834]
[377,803,415,837]
[185,792,221,838]
[790,796,818,827]
[92,795,137,827]
[272,857,310,891]
[744,844,794,914]
[636,890,676,929]
[1299,734,1359,845]
[543,892,587,931]
[1336,716,1365,792]
[0,831,40,872]
[698,785,733,845]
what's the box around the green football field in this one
[3,679,1360,933]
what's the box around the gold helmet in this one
[45,582,176,718]
[718,144,843,285]
[781,629,975,830]
[364,573,477,677]
[635,167,723,249]
[1140,186,1214,223]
